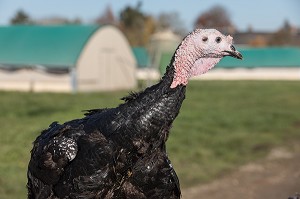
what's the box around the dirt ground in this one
[182,143,300,199]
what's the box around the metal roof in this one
[0,25,101,68]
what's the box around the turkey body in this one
[27,65,184,199]
[28,29,242,198]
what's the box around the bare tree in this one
[10,9,31,24]
[156,12,187,36]
[35,16,81,25]
[249,36,268,47]
[95,5,117,25]
[269,20,293,46]
[194,5,235,33]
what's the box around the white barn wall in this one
[0,69,71,92]
[77,26,137,92]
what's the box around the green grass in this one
[1,81,300,198]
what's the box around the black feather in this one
[121,91,141,102]
[83,108,109,116]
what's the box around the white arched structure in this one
[77,26,136,91]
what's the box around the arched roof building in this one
[0,25,137,92]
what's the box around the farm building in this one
[132,29,182,81]
[147,29,181,73]
[0,25,137,92]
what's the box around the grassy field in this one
[1,81,300,198]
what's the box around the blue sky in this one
[0,0,299,32]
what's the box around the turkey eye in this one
[215,37,222,43]
[202,37,208,42]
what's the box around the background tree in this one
[269,20,293,46]
[10,10,31,24]
[249,36,268,47]
[95,5,117,25]
[194,5,235,33]
[119,2,154,46]
[143,16,156,45]
[34,16,81,25]
[156,12,187,36]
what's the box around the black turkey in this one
[27,29,242,199]
[289,193,300,199]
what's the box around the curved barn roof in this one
[0,25,102,68]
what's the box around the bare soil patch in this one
[182,144,300,199]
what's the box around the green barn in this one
[0,25,137,92]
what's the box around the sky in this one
[0,0,299,32]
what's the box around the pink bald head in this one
[170,29,242,88]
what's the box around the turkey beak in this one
[224,45,243,60]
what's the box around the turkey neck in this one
[117,55,186,142]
